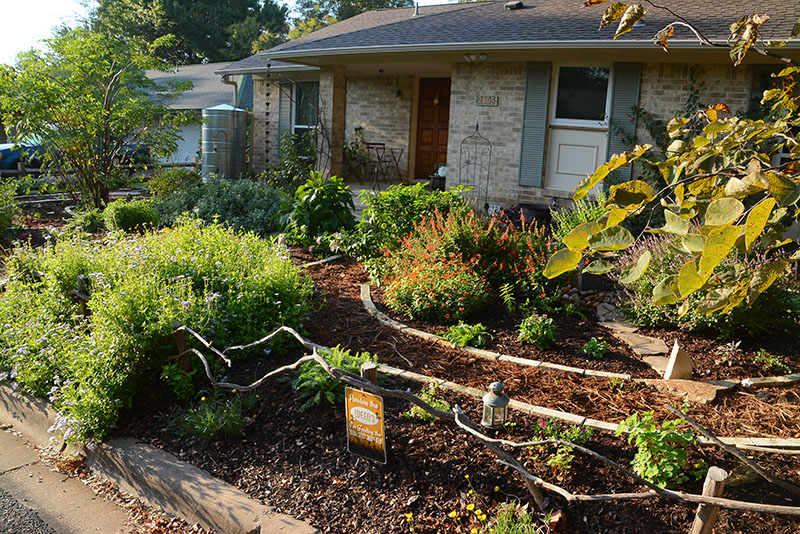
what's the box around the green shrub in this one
[160,361,196,401]
[172,390,260,440]
[281,172,355,254]
[402,384,450,423]
[439,322,492,348]
[289,346,378,410]
[0,180,20,239]
[147,168,201,199]
[103,198,158,232]
[64,207,105,233]
[0,218,312,446]
[518,313,557,348]
[550,193,607,243]
[259,131,317,194]
[580,337,609,359]
[616,411,706,488]
[152,177,283,236]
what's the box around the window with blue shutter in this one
[518,62,551,187]
[606,63,642,181]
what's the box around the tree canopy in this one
[291,0,412,38]
[544,1,800,318]
[91,0,289,64]
[0,27,192,208]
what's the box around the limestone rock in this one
[664,340,693,380]
[643,379,731,404]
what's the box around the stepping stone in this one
[599,321,640,334]
[613,331,669,356]
[663,340,692,380]
[596,302,621,321]
[643,356,668,376]
[643,379,732,404]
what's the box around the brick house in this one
[216,0,800,207]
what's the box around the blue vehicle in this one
[0,143,44,174]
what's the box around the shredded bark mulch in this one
[122,255,800,534]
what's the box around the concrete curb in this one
[0,385,318,534]
[360,284,632,380]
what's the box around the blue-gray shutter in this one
[277,81,292,157]
[606,63,642,181]
[519,62,551,187]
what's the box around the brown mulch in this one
[121,254,800,534]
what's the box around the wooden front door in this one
[415,78,451,179]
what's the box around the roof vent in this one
[413,2,419,16]
[504,1,523,10]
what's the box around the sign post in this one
[345,387,387,464]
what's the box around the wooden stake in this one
[173,321,191,372]
[360,362,378,385]
[691,466,728,534]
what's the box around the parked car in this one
[0,142,44,173]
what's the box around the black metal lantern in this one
[481,382,509,430]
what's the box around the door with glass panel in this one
[545,66,611,192]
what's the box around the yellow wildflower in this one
[466,503,475,511]
[405,513,413,522]
[448,511,457,519]
[493,486,500,492]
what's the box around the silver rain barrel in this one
[201,104,247,179]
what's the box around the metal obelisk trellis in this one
[458,123,492,212]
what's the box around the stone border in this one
[360,284,632,380]
[299,254,344,269]
[377,364,800,450]
[0,385,317,534]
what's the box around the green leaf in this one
[745,197,776,250]
[608,180,656,210]
[703,120,731,135]
[704,198,744,226]
[656,209,690,236]
[764,172,800,206]
[748,260,787,305]
[543,248,582,279]
[587,225,634,251]
[696,287,735,314]
[619,250,651,284]
[699,225,740,276]
[563,221,603,252]
[614,4,646,38]
[652,275,681,305]
[677,260,707,298]
[604,207,628,228]
[692,135,710,148]
[583,260,615,274]
[574,145,650,201]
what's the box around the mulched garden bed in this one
[121,255,800,534]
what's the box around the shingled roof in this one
[215,55,318,75]
[264,0,800,59]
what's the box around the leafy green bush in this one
[402,384,451,423]
[489,502,550,534]
[65,207,105,233]
[152,176,283,236]
[289,346,378,410]
[580,337,609,359]
[259,131,317,194]
[0,180,20,239]
[616,411,706,488]
[160,361,196,401]
[439,322,492,348]
[103,198,158,232]
[549,193,607,243]
[280,172,355,254]
[147,168,201,199]
[172,390,259,440]
[518,313,557,348]
[0,218,312,446]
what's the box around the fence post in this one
[173,321,191,372]
[360,362,378,386]
[690,466,728,534]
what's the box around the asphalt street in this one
[0,486,57,534]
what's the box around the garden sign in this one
[345,387,387,464]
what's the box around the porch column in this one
[318,65,346,178]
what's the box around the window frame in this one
[292,81,319,136]
[549,63,614,129]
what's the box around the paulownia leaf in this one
[600,2,629,28]
[614,4,646,39]
[654,25,674,52]
[543,248,582,279]
[573,144,650,201]
[704,197,744,226]
[604,207,628,227]
[692,135,710,148]
[724,174,766,198]
[583,260,615,274]
[667,117,688,138]
[696,287,735,314]
[652,275,681,305]
[608,180,656,210]
[619,250,651,284]
[587,225,634,251]
[699,224,740,276]
[704,103,731,122]
[681,234,706,254]
[747,260,787,304]
[657,209,690,236]
[563,221,603,252]
[704,120,731,135]
[677,259,707,298]
[745,197,776,250]
[583,0,612,6]
[764,172,800,206]
[730,14,769,66]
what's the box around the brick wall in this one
[636,63,753,148]
[345,75,413,181]
[250,77,276,174]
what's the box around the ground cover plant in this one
[0,180,19,241]
[0,218,312,446]
[151,176,284,236]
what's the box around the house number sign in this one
[475,95,499,106]
[345,387,387,464]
